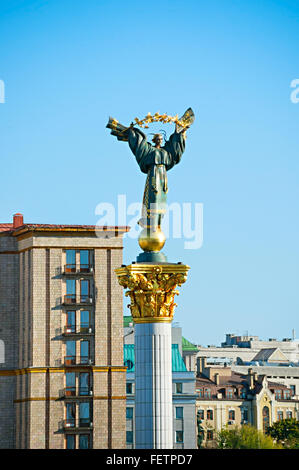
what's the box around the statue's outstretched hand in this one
[176,123,190,133]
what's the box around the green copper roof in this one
[172,344,188,372]
[182,336,198,352]
[124,316,133,327]
[124,344,187,372]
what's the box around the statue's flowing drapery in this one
[127,127,185,230]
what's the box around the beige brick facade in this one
[0,219,129,448]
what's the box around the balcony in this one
[63,294,76,305]
[63,386,76,397]
[63,418,93,430]
[64,325,76,335]
[61,387,93,398]
[79,264,94,274]
[80,295,93,305]
[63,295,93,306]
[64,264,76,274]
[79,323,94,334]
[63,264,94,275]
[63,324,94,336]
[64,356,94,366]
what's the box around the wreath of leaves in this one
[132,112,185,129]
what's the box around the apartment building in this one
[0,213,129,449]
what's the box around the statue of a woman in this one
[106,109,194,261]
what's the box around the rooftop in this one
[182,336,198,352]
[124,344,187,373]
[0,213,130,236]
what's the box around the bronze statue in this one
[107,108,195,261]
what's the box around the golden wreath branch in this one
[130,112,188,129]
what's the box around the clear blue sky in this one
[1,0,298,346]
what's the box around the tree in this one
[266,419,299,449]
[217,424,282,449]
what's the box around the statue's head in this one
[152,133,163,148]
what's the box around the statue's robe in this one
[127,127,185,230]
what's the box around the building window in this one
[126,407,133,420]
[241,407,248,423]
[263,406,270,433]
[286,410,292,419]
[65,372,76,396]
[65,340,76,365]
[240,388,247,398]
[226,388,234,399]
[175,407,183,419]
[80,340,90,364]
[277,411,283,421]
[283,390,291,400]
[126,383,133,394]
[65,250,76,272]
[204,388,211,399]
[79,372,90,396]
[80,280,90,303]
[228,409,235,421]
[79,434,90,449]
[80,310,91,333]
[124,359,134,371]
[176,431,184,443]
[80,250,91,272]
[176,383,183,394]
[290,385,295,396]
[197,409,204,420]
[207,409,213,420]
[275,390,282,400]
[66,402,76,427]
[206,430,213,441]
[79,402,91,427]
[66,311,76,333]
[66,434,76,449]
[66,279,76,304]
[126,431,133,444]
[197,388,204,398]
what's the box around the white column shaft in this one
[135,322,173,449]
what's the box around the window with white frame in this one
[175,407,183,419]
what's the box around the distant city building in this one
[232,364,299,398]
[123,317,197,449]
[182,336,198,372]
[0,213,129,449]
[181,332,299,373]
[221,333,299,363]
[196,357,299,448]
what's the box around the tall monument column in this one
[115,263,189,448]
[107,107,195,448]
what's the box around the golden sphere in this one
[138,227,166,252]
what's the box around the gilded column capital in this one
[115,263,189,323]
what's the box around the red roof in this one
[0,224,13,232]
[0,223,130,234]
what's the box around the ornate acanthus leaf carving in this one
[116,265,189,323]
